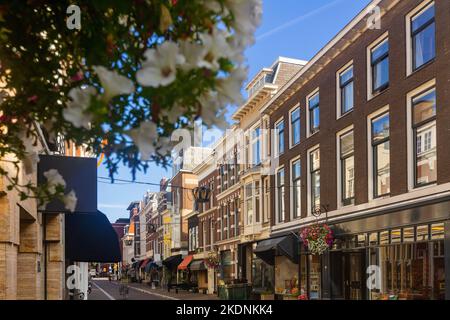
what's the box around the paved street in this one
[89,279,218,300]
[90,279,170,300]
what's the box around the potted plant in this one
[283,287,300,300]
[300,224,334,255]
[204,252,220,270]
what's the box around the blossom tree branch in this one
[0,0,262,204]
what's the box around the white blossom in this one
[216,66,247,106]
[127,121,159,161]
[198,92,228,129]
[63,86,97,129]
[136,41,185,88]
[155,136,172,157]
[202,0,224,14]
[18,129,40,174]
[63,190,78,212]
[179,40,209,72]
[93,66,135,101]
[43,169,66,194]
[225,0,262,46]
[198,29,233,71]
[160,103,184,124]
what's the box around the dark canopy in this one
[38,155,97,213]
[162,254,183,270]
[145,261,162,273]
[254,234,299,265]
[190,260,207,271]
[65,211,121,263]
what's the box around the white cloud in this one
[256,0,346,41]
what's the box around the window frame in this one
[275,167,285,224]
[307,90,320,136]
[411,1,436,72]
[370,111,391,199]
[234,197,239,236]
[370,38,389,94]
[263,177,270,223]
[307,146,320,215]
[289,105,301,148]
[250,124,262,166]
[274,118,285,157]
[411,86,437,188]
[406,1,436,75]
[337,62,354,117]
[290,157,301,220]
[338,128,355,207]
[245,183,253,226]
[366,32,389,101]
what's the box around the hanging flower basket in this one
[204,252,220,270]
[300,224,334,255]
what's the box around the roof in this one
[126,201,140,210]
[232,56,307,122]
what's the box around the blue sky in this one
[98,0,371,222]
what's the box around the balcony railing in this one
[246,71,274,98]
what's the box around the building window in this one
[220,165,225,191]
[251,126,261,165]
[370,38,389,94]
[290,107,301,146]
[340,131,355,206]
[412,87,437,187]
[209,181,214,209]
[275,120,284,156]
[245,183,253,225]
[263,177,270,223]
[234,198,239,236]
[255,181,260,223]
[371,112,390,198]
[291,159,301,219]
[308,92,320,135]
[210,218,214,245]
[245,135,250,169]
[411,2,435,71]
[276,168,285,223]
[339,65,354,115]
[226,204,230,239]
[309,148,320,214]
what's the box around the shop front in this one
[162,254,182,287]
[145,260,163,287]
[177,254,194,285]
[190,260,208,293]
[253,234,299,300]
[321,197,450,300]
[219,250,233,284]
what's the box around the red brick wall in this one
[268,0,450,224]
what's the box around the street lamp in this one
[192,186,211,203]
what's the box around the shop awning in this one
[177,255,194,270]
[145,261,162,273]
[254,234,299,265]
[190,260,207,271]
[140,258,151,269]
[162,254,183,270]
[65,211,121,263]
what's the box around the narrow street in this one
[89,279,173,300]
